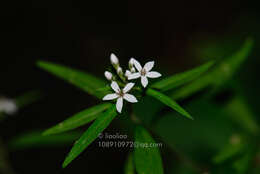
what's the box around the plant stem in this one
[0,113,5,122]
[0,138,16,174]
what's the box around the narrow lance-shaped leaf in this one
[152,61,214,91]
[62,105,117,168]
[213,135,245,164]
[15,90,43,108]
[146,89,193,120]
[37,61,108,99]
[225,95,259,134]
[171,38,254,100]
[232,150,254,174]
[134,126,164,174]
[8,130,81,151]
[224,38,254,80]
[124,152,135,174]
[43,103,112,135]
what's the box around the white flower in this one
[104,71,113,81]
[128,58,162,88]
[110,53,119,65]
[125,70,131,78]
[0,98,18,115]
[103,81,138,113]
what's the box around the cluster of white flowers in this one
[0,97,18,115]
[103,53,161,113]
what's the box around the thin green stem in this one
[0,138,16,174]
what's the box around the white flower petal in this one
[102,93,118,101]
[141,76,148,88]
[144,61,154,72]
[125,70,131,77]
[133,59,142,72]
[111,81,120,93]
[146,71,162,78]
[128,73,141,80]
[123,83,135,93]
[116,97,123,113]
[123,94,138,103]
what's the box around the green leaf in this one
[15,90,42,108]
[37,61,108,99]
[8,130,81,150]
[223,38,254,80]
[154,99,236,156]
[232,151,253,174]
[213,135,245,164]
[152,61,214,91]
[43,103,112,135]
[225,95,259,134]
[62,105,117,168]
[146,89,193,120]
[171,38,254,100]
[124,152,135,174]
[134,126,164,174]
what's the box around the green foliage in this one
[133,96,163,125]
[124,153,135,174]
[213,135,245,164]
[8,130,81,150]
[224,95,259,134]
[213,136,256,174]
[171,38,254,100]
[62,105,117,168]
[146,88,193,120]
[43,103,112,135]
[154,99,235,158]
[232,150,254,174]
[152,61,214,91]
[134,126,164,174]
[15,91,42,108]
[34,38,257,173]
[37,61,108,99]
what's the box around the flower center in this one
[141,68,146,76]
[117,91,124,97]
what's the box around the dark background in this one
[0,1,259,173]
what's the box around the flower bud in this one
[129,58,135,68]
[130,67,136,73]
[110,53,119,65]
[125,70,131,77]
[104,71,113,81]
[117,67,123,75]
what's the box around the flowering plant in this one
[37,52,214,169]
[36,39,254,173]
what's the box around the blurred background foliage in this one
[0,0,260,174]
